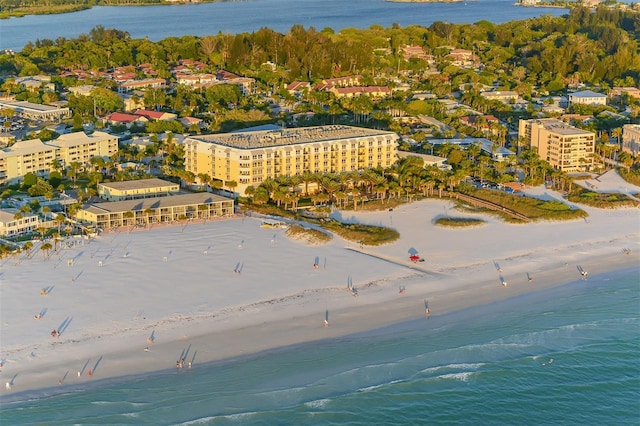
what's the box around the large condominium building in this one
[0,131,118,184]
[183,125,399,193]
[518,119,595,172]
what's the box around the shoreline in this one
[1,239,637,404]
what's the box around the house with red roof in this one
[106,112,148,127]
[134,109,177,121]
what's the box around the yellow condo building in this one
[0,131,118,184]
[518,119,595,172]
[183,125,399,193]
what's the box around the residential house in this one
[134,110,178,121]
[106,112,149,127]
[568,90,607,106]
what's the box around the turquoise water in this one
[2,267,639,425]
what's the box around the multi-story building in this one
[183,125,399,194]
[49,131,118,167]
[622,124,640,157]
[518,119,595,172]
[76,192,234,230]
[0,131,118,184]
[98,178,180,201]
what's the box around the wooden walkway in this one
[441,191,531,222]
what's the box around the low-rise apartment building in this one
[0,100,70,121]
[518,118,595,172]
[98,178,180,201]
[76,192,234,230]
[0,209,40,236]
[183,125,399,194]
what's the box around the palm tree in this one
[611,127,623,150]
[41,242,53,260]
[23,241,34,258]
[67,161,83,183]
[226,180,238,194]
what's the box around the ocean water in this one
[2,266,639,425]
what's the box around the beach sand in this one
[1,173,639,402]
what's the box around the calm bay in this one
[0,0,568,52]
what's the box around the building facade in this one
[622,124,640,157]
[183,125,399,193]
[0,209,40,237]
[0,100,70,121]
[518,119,595,172]
[98,178,180,201]
[76,193,234,230]
[568,90,607,106]
[0,131,118,183]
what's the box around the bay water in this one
[0,0,570,52]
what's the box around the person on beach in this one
[324,319,329,327]
[399,285,406,294]
[35,313,41,320]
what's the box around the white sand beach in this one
[1,171,639,401]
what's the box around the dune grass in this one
[434,217,486,228]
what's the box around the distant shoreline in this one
[386,0,465,2]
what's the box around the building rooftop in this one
[0,139,56,158]
[48,131,116,148]
[83,192,232,214]
[99,178,178,191]
[187,125,397,149]
[570,90,606,98]
[533,119,593,135]
[0,100,66,113]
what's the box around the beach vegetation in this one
[320,219,400,246]
[566,188,640,208]
[285,224,332,245]
[618,168,640,187]
[434,216,486,227]
[457,186,588,220]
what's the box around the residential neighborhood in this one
[0,7,638,243]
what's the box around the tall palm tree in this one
[41,242,53,260]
